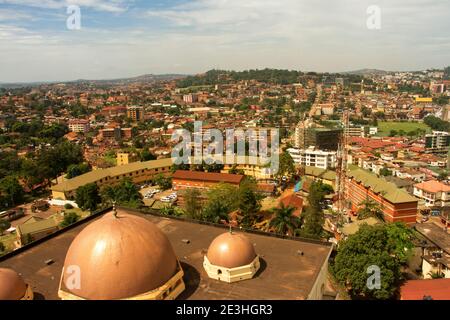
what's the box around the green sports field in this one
[376,121,431,137]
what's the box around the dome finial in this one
[112,201,117,218]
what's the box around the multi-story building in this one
[127,106,144,122]
[287,147,337,169]
[51,158,174,200]
[117,152,138,166]
[99,127,133,140]
[345,166,418,225]
[183,94,198,104]
[294,121,341,151]
[68,119,90,133]
[426,131,450,153]
[413,180,450,208]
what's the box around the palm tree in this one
[269,203,300,236]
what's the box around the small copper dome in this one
[62,209,178,300]
[207,232,257,269]
[0,268,27,300]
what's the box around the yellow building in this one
[415,97,433,103]
[116,152,138,166]
[51,158,173,200]
[221,156,275,180]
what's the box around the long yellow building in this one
[51,158,173,200]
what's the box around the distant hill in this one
[176,69,303,88]
[341,69,390,76]
[0,74,187,89]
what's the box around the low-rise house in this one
[413,180,450,208]
[415,222,450,279]
[16,216,59,247]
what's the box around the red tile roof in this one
[279,194,304,217]
[401,279,450,300]
[414,180,450,193]
[172,170,244,184]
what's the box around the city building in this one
[221,156,276,180]
[304,166,337,189]
[99,127,133,140]
[287,147,337,169]
[415,223,450,279]
[16,216,59,247]
[0,208,334,300]
[345,166,419,224]
[413,180,450,208]
[183,94,198,104]
[295,120,341,151]
[68,119,90,133]
[117,152,138,166]
[425,131,450,153]
[127,106,144,122]
[51,158,174,200]
[172,170,244,191]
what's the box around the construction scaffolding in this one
[335,110,350,226]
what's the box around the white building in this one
[413,180,450,207]
[68,119,90,133]
[287,147,337,170]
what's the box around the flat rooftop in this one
[415,222,450,255]
[0,210,332,300]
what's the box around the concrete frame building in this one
[68,119,90,133]
[126,106,144,122]
[425,131,450,153]
[287,147,337,170]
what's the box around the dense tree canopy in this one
[331,223,414,300]
[177,69,304,87]
[60,212,81,228]
[424,115,450,132]
[101,178,143,208]
[0,176,24,207]
[66,163,91,179]
[299,181,327,239]
[75,183,101,212]
[202,183,239,223]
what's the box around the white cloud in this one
[0,8,34,21]
[0,0,449,81]
[0,0,131,13]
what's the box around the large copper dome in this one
[207,232,257,268]
[62,209,178,300]
[0,268,27,300]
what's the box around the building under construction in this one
[294,119,342,151]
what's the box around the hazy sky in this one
[0,0,449,82]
